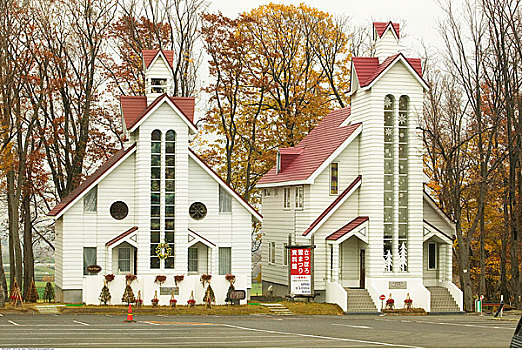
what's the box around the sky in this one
[207,0,453,54]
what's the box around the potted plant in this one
[155,275,167,286]
[135,290,143,307]
[404,293,413,309]
[104,274,115,284]
[126,273,137,284]
[170,290,177,307]
[200,273,212,287]
[386,293,395,310]
[187,291,196,307]
[225,273,236,284]
[151,290,159,307]
[174,275,184,287]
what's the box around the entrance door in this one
[359,249,366,288]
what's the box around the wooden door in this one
[359,249,366,288]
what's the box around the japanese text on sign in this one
[289,247,312,296]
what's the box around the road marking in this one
[139,321,159,325]
[221,324,415,348]
[0,313,3,316]
[143,321,218,325]
[8,320,19,326]
[73,320,89,326]
[332,323,372,329]
[414,320,515,330]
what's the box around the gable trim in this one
[302,175,362,237]
[188,149,263,222]
[360,54,429,91]
[128,94,197,134]
[424,220,453,244]
[146,50,171,70]
[188,228,216,247]
[47,144,137,219]
[106,226,139,248]
[423,191,455,229]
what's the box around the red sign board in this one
[380,294,386,300]
[289,247,313,295]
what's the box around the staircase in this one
[427,286,461,313]
[345,288,379,314]
[260,303,293,316]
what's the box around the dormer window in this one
[150,78,167,93]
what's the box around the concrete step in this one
[260,303,293,316]
[427,286,460,312]
[34,304,64,314]
[345,288,378,313]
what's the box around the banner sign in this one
[288,246,314,296]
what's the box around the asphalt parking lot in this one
[0,313,517,348]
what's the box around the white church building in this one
[48,49,262,305]
[257,22,462,313]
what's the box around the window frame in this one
[83,247,97,275]
[118,247,131,273]
[268,242,276,264]
[295,185,304,210]
[219,186,232,213]
[428,242,437,270]
[83,186,98,213]
[283,244,288,266]
[188,247,199,273]
[283,187,291,209]
[219,247,232,275]
[330,163,339,195]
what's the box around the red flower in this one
[386,298,395,304]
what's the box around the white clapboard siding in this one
[423,199,454,234]
[54,218,63,289]
[187,157,253,283]
[60,153,136,290]
[376,30,399,62]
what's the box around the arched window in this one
[398,95,409,271]
[150,130,162,269]
[383,95,394,272]
[164,130,176,268]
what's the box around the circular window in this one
[189,202,207,220]
[110,201,129,220]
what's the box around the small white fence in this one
[82,274,248,306]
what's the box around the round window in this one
[189,202,207,220]
[110,201,129,220]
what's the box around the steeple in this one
[373,22,400,63]
[142,50,175,104]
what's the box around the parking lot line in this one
[7,320,19,326]
[221,323,416,348]
[332,323,373,329]
[73,320,90,326]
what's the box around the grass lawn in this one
[60,304,269,315]
[281,301,344,315]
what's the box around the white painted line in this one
[221,323,416,348]
[0,313,3,316]
[8,320,19,326]
[139,321,159,325]
[414,320,515,330]
[73,320,90,326]
[332,323,372,329]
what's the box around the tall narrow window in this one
[83,247,97,275]
[84,186,97,212]
[188,247,198,273]
[383,95,395,272]
[268,242,276,263]
[283,187,291,209]
[150,129,162,269]
[330,163,339,195]
[295,186,304,209]
[118,247,131,273]
[398,96,409,271]
[283,244,288,265]
[219,186,232,212]
[219,247,232,274]
[164,130,176,269]
[428,242,437,270]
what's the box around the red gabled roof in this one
[326,217,369,241]
[142,49,174,69]
[373,22,400,39]
[188,148,263,221]
[120,94,196,130]
[106,226,138,247]
[48,144,137,217]
[302,175,362,236]
[352,53,425,88]
[258,108,361,185]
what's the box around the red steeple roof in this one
[373,22,400,39]
[142,50,174,69]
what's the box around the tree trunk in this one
[0,235,7,301]
[7,170,23,292]
[500,181,511,302]
[22,194,34,300]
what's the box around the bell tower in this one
[142,50,174,104]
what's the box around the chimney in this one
[373,22,400,63]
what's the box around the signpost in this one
[380,294,386,311]
[286,245,314,297]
